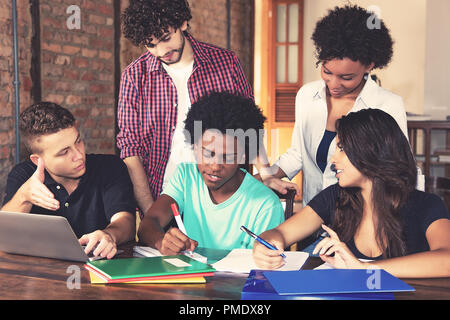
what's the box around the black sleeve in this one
[2,162,35,205]
[419,192,450,234]
[306,183,339,225]
[101,156,137,221]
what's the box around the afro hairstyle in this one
[184,92,266,164]
[312,5,394,69]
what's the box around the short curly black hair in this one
[312,5,394,69]
[184,92,266,164]
[122,0,192,47]
[20,102,75,153]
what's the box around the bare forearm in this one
[104,212,136,245]
[267,165,287,179]
[123,156,154,213]
[138,195,179,249]
[273,206,324,246]
[137,216,166,249]
[367,249,450,278]
[253,145,286,178]
[1,192,32,213]
[260,228,287,249]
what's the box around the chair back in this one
[274,189,296,220]
[425,176,450,210]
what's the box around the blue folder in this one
[242,270,395,300]
[263,269,414,296]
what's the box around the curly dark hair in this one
[122,0,192,47]
[184,92,266,164]
[20,102,75,153]
[312,5,394,69]
[333,109,417,258]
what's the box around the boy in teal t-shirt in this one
[137,92,285,254]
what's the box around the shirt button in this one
[56,185,61,190]
[64,202,69,208]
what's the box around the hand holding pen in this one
[241,226,286,258]
[158,203,198,256]
[171,203,194,256]
[243,226,287,270]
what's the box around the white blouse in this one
[274,76,420,206]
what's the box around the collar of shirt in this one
[146,33,210,75]
[42,158,90,198]
[312,76,379,109]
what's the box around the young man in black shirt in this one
[2,102,136,259]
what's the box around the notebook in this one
[133,246,207,263]
[263,269,415,295]
[87,269,206,284]
[85,255,216,280]
[212,248,309,273]
[84,264,213,283]
[242,270,394,300]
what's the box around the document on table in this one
[212,248,309,273]
[133,246,207,264]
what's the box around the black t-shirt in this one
[308,183,450,260]
[3,154,137,238]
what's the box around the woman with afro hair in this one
[263,5,416,219]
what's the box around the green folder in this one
[86,255,216,280]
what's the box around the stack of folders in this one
[84,255,215,284]
[242,269,415,300]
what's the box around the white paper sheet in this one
[212,248,310,273]
[133,246,207,264]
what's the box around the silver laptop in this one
[0,211,99,262]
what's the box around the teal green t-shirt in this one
[162,163,285,250]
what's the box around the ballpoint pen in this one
[240,225,286,259]
[170,203,193,256]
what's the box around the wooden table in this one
[0,243,449,301]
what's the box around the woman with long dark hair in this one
[253,109,450,278]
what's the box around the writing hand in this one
[252,233,286,270]
[159,227,198,256]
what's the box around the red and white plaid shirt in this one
[117,33,254,200]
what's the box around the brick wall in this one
[190,0,254,83]
[0,1,32,198]
[0,0,254,200]
[40,0,116,154]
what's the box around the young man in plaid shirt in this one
[117,0,254,216]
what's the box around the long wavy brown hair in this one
[333,109,417,258]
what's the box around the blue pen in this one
[240,225,286,259]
